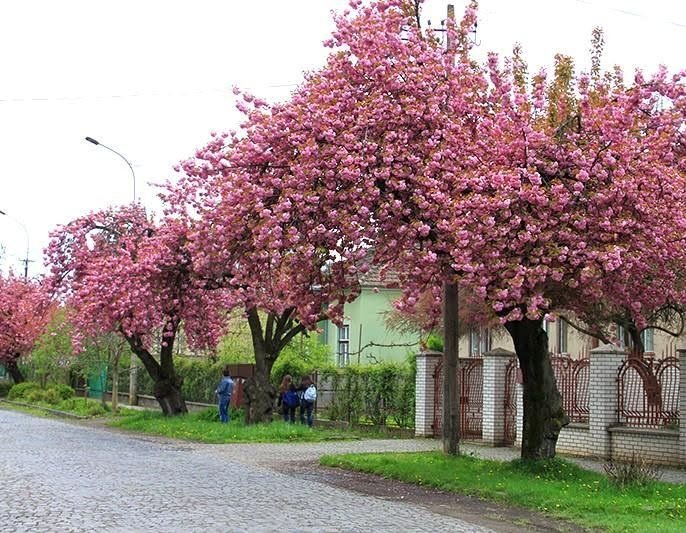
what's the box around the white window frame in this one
[641,328,654,353]
[337,324,350,367]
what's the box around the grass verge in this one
[320,451,686,532]
[109,408,365,443]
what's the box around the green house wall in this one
[319,287,419,365]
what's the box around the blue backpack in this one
[284,390,300,408]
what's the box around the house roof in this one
[358,261,400,289]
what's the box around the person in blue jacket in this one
[215,366,235,423]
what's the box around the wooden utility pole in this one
[442,3,460,456]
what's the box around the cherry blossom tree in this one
[221,0,686,458]
[0,273,52,383]
[46,204,228,415]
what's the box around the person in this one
[277,374,293,422]
[215,366,235,423]
[298,374,317,428]
[282,383,300,423]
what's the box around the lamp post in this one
[84,137,136,203]
[0,209,30,280]
[84,136,139,405]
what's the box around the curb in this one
[0,398,89,420]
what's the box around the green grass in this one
[109,408,364,443]
[320,451,686,532]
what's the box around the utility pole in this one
[442,3,460,456]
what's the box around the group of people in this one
[214,367,318,427]
[277,374,317,427]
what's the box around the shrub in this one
[8,382,41,401]
[603,454,662,488]
[425,332,443,352]
[271,334,333,384]
[321,362,415,428]
[53,384,75,400]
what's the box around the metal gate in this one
[433,358,483,439]
[503,357,518,445]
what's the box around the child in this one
[277,374,292,422]
[282,383,300,423]
[299,375,317,427]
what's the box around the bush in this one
[271,334,333,384]
[603,454,662,488]
[8,382,41,401]
[8,382,76,405]
[54,384,75,400]
[321,361,415,429]
[426,332,443,352]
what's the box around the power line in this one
[0,82,300,104]
[572,0,686,29]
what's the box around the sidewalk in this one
[204,436,686,484]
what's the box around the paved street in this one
[0,409,490,533]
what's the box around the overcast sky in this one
[1,0,685,277]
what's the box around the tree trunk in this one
[111,351,120,412]
[125,330,188,416]
[152,376,187,416]
[504,317,569,459]
[442,281,460,455]
[5,359,24,384]
[244,362,276,424]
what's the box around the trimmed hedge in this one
[320,361,415,429]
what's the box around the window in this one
[337,325,350,367]
[641,328,654,353]
[556,318,568,354]
[469,327,491,357]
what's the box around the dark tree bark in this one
[124,324,187,416]
[244,307,305,424]
[504,317,569,459]
[442,281,460,455]
[5,359,24,384]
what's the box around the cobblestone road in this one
[0,410,490,532]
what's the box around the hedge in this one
[320,361,415,429]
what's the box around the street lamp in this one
[84,136,136,203]
[0,209,30,280]
[83,137,139,406]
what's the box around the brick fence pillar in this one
[589,343,626,460]
[678,347,686,465]
[414,351,442,437]
[515,381,523,448]
[482,348,515,446]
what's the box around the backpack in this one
[303,384,317,403]
[284,390,300,408]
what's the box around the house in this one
[318,264,419,366]
[462,319,676,359]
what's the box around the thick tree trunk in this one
[125,328,188,416]
[5,359,24,384]
[505,317,569,459]
[244,362,276,424]
[442,281,460,455]
[244,307,304,424]
[152,376,187,416]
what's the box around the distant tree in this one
[46,205,229,415]
[0,273,52,383]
